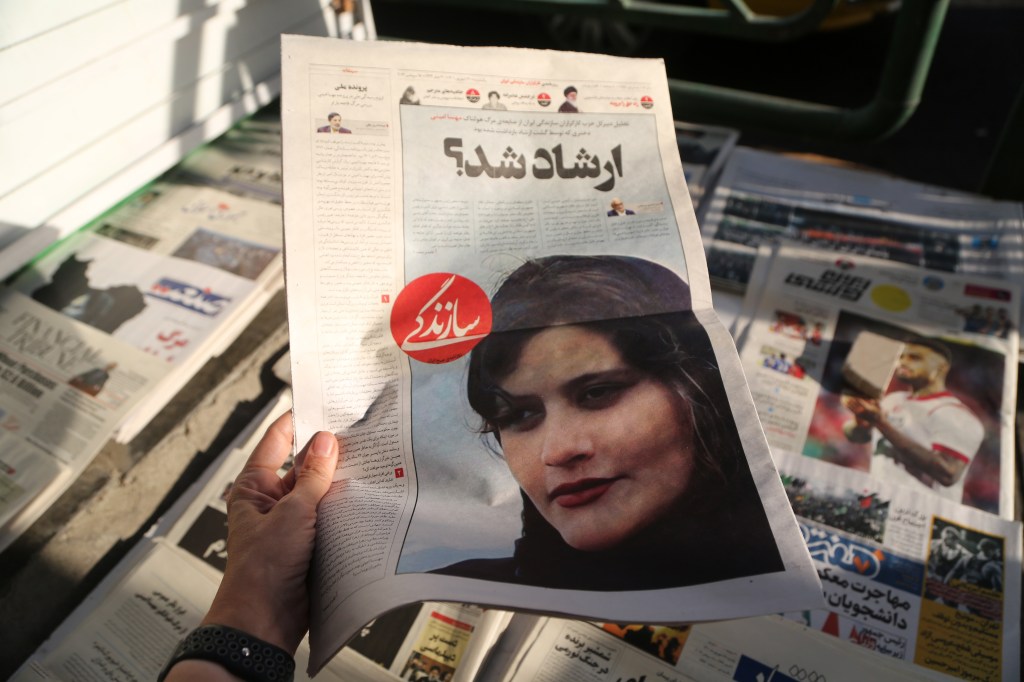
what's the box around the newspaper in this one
[673,122,738,220]
[11,393,291,682]
[169,111,285,204]
[479,613,928,682]
[18,393,1013,681]
[0,177,284,549]
[281,36,822,674]
[161,395,501,682]
[735,245,1019,517]
[13,540,224,682]
[477,452,1023,681]
[776,449,1021,681]
[8,179,285,442]
[700,147,1024,294]
[0,289,168,540]
[13,391,505,682]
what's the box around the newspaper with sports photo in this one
[280,36,823,674]
[734,245,1019,518]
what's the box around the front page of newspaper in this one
[0,289,167,541]
[281,36,822,674]
[9,183,284,370]
[735,246,1019,517]
[776,449,1021,681]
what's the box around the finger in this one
[288,431,339,508]
[244,411,295,474]
[281,465,298,492]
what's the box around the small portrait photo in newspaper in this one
[317,111,352,134]
[925,517,1004,603]
[412,254,785,591]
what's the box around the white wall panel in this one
[1,1,255,107]
[0,0,122,49]
[0,1,332,196]
[0,0,336,244]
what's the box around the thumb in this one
[290,431,339,507]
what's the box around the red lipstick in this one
[550,478,618,508]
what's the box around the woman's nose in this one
[539,411,594,467]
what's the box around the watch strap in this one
[158,624,295,682]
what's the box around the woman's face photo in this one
[493,325,697,552]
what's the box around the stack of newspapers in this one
[0,111,286,553]
[709,152,1023,678]
[10,37,1021,682]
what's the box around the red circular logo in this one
[640,95,654,109]
[537,92,551,107]
[466,88,480,103]
[390,273,492,364]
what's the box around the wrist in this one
[203,595,299,655]
[204,568,304,654]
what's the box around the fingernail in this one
[311,432,334,458]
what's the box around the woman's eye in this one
[579,383,625,407]
[493,405,543,431]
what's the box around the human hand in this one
[201,412,340,654]
[841,395,881,425]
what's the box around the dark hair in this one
[564,85,577,96]
[488,90,500,99]
[468,256,732,483]
[904,336,953,365]
[664,637,683,661]
[941,525,962,541]
[327,112,341,120]
[463,256,769,586]
[978,538,999,555]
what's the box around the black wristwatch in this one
[158,624,296,682]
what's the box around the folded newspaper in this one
[280,36,823,673]
[734,245,1020,518]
